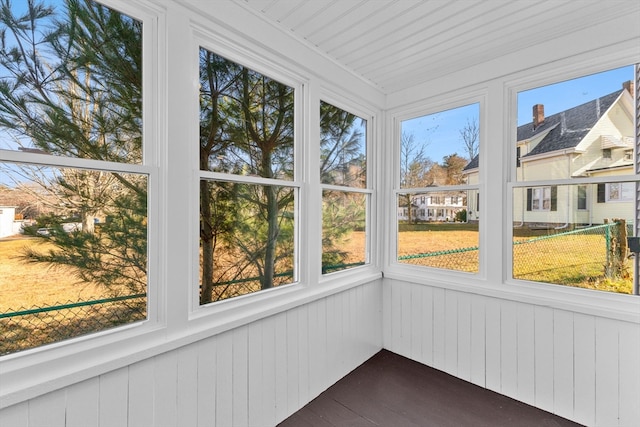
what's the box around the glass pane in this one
[397,191,478,273]
[0,1,142,163]
[199,181,295,304]
[322,190,367,274]
[320,101,366,188]
[400,103,479,189]
[0,164,148,355]
[199,49,294,179]
[512,183,635,294]
[516,66,634,182]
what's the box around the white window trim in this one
[386,92,486,281]
[530,186,551,211]
[0,0,168,408]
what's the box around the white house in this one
[398,192,467,222]
[0,2,638,427]
[464,83,636,227]
[0,206,16,238]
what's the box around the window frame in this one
[0,0,167,407]
[506,60,640,300]
[190,29,309,314]
[387,92,486,279]
[318,92,376,277]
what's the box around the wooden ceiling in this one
[230,0,634,93]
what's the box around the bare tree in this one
[459,117,479,161]
[400,132,434,223]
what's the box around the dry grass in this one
[0,238,104,313]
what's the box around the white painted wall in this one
[382,278,640,427]
[0,281,382,427]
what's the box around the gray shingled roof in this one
[463,89,623,171]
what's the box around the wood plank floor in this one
[278,350,583,427]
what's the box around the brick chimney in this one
[533,104,544,129]
[622,80,635,95]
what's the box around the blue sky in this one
[401,64,635,165]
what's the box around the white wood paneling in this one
[28,390,66,426]
[595,318,620,426]
[0,280,381,427]
[234,0,635,93]
[66,378,99,427]
[98,367,129,427]
[384,279,640,426]
[516,303,535,407]
[533,305,554,413]
[574,314,596,426]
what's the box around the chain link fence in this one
[398,222,632,291]
[0,294,146,356]
[398,246,479,273]
[513,222,631,288]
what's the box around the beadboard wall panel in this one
[383,278,640,427]
[0,280,382,427]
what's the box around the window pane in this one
[199,49,294,180]
[512,183,634,294]
[397,191,478,273]
[0,164,148,355]
[0,1,142,164]
[322,190,366,274]
[400,103,479,189]
[199,181,295,304]
[516,66,634,182]
[320,102,366,188]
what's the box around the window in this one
[320,101,369,274]
[397,102,480,273]
[512,64,637,294]
[198,48,297,304]
[604,182,634,202]
[0,0,148,355]
[526,186,556,211]
[577,185,587,210]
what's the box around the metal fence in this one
[0,294,146,356]
[398,246,479,273]
[398,223,631,287]
[1,226,630,355]
[1,262,363,355]
[513,222,630,286]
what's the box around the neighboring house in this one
[0,206,16,238]
[463,81,636,227]
[398,191,466,222]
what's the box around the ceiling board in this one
[230,0,637,93]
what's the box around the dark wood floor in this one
[278,350,583,427]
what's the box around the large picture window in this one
[0,0,148,355]
[198,48,297,305]
[396,102,480,273]
[511,65,638,294]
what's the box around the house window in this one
[512,64,637,294]
[604,182,634,202]
[198,48,296,304]
[0,0,149,355]
[577,185,587,210]
[397,102,480,273]
[526,186,556,211]
[320,100,369,274]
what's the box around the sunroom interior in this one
[0,0,639,426]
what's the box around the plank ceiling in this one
[229,0,633,93]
